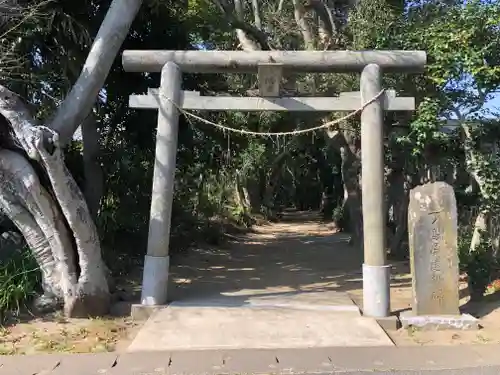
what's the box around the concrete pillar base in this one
[141,255,170,305]
[362,263,391,318]
[131,304,167,321]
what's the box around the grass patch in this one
[0,248,40,322]
[0,316,137,354]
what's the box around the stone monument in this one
[402,181,478,330]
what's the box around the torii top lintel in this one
[122,50,427,74]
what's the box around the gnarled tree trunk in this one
[0,0,143,317]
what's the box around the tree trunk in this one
[492,217,500,259]
[0,0,143,317]
[469,211,490,254]
[245,178,262,212]
[82,112,103,219]
[32,127,111,317]
[0,149,77,307]
[461,123,499,300]
[262,149,291,218]
[462,123,497,253]
[50,0,144,145]
[235,172,250,214]
[325,129,363,246]
[341,151,363,245]
[387,170,409,259]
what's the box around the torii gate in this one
[122,50,426,319]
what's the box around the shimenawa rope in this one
[161,89,385,137]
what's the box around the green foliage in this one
[458,226,473,272]
[405,99,443,155]
[418,1,500,96]
[459,229,495,301]
[0,249,41,322]
[332,205,346,231]
[463,122,500,213]
[228,204,255,227]
[348,0,397,49]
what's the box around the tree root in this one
[64,292,111,318]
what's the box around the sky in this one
[484,93,500,115]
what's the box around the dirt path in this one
[168,211,363,301]
[3,211,500,354]
[168,211,415,311]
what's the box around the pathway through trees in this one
[128,211,396,351]
[169,210,364,302]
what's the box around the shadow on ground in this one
[163,210,412,310]
[462,291,500,319]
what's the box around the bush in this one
[332,205,347,231]
[457,226,473,271]
[0,248,40,322]
[458,227,495,301]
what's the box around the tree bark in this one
[30,127,110,317]
[292,0,315,50]
[233,0,261,51]
[250,0,262,29]
[49,0,144,145]
[235,172,250,213]
[469,211,490,254]
[0,149,77,306]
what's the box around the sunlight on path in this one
[127,211,394,351]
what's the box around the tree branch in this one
[49,0,143,146]
[251,0,262,29]
[464,88,491,117]
[305,0,336,48]
[233,0,256,50]
[0,84,39,158]
[212,0,270,50]
[277,0,285,12]
[292,0,315,50]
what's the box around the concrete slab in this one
[2,346,500,374]
[0,354,62,375]
[168,350,225,375]
[325,346,486,372]
[170,289,361,314]
[471,344,500,366]
[108,352,171,374]
[130,304,166,321]
[271,348,335,374]
[376,315,401,331]
[50,353,118,375]
[400,311,480,330]
[220,349,282,374]
[127,298,393,351]
[128,214,395,354]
